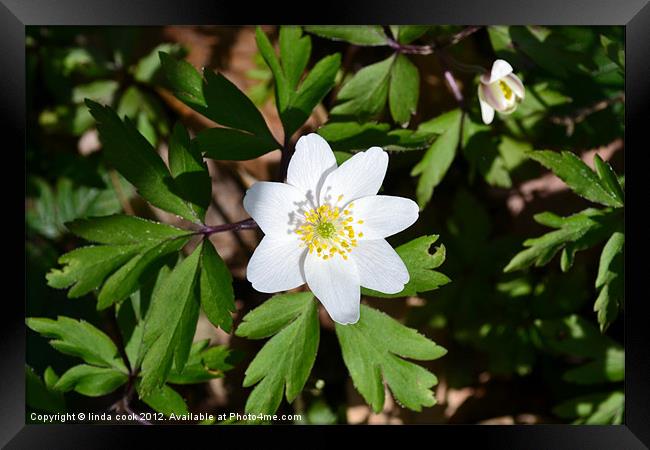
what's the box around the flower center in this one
[499,80,513,100]
[295,196,364,261]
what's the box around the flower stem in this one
[387,25,483,55]
[198,218,258,236]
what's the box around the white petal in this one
[352,239,408,294]
[488,59,513,83]
[243,181,308,239]
[505,73,525,99]
[352,195,419,240]
[319,146,388,206]
[486,82,508,111]
[304,251,360,324]
[478,85,495,125]
[286,133,337,205]
[247,236,306,293]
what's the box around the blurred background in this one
[26,25,624,424]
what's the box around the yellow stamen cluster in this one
[295,197,361,261]
[499,80,513,100]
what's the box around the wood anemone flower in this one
[243,134,419,324]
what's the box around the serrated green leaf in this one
[331,55,394,119]
[86,100,197,221]
[27,175,130,240]
[389,54,419,127]
[66,214,189,245]
[167,342,239,384]
[137,382,188,416]
[200,241,235,332]
[26,316,127,372]
[168,123,211,221]
[411,109,462,208]
[47,244,143,298]
[97,235,190,309]
[505,209,617,273]
[238,293,319,415]
[138,243,202,397]
[529,151,623,208]
[236,291,315,339]
[363,235,449,298]
[54,364,127,397]
[594,231,624,331]
[305,26,389,46]
[336,305,446,413]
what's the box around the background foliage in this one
[26,25,624,424]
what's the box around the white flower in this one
[243,134,419,325]
[477,59,525,125]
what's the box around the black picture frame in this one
[5,0,649,447]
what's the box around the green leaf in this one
[26,366,65,413]
[331,55,394,119]
[66,214,189,245]
[279,26,311,89]
[504,209,617,273]
[133,43,182,83]
[282,53,340,137]
[318,121,434,152]
[47,244,144,298]
[594,231,624,331]
[54,364,128,397]
[388,54,419,127]
[236,292,319,415]
[26,175,131,240]
[138,243,202,397]
[391,25,430,44]
[534,315,620,360]
[167,342,239,384]
[236,291,315,339]
[336,305,446,413]
[202,70,275,139]
[26,316,127,372]
[256,27,340,138]
[137,382,188,416]
[553,391,624,424]
[363,235,449,298]
[593,154,624,206]
[194,127,279,161]
[97,235,190,309]
[305,26,389,46]
[529,151,623,208]
[411,109,462,208]
[563,347,624,384]
[199,241,236,332]
[159,51,206,110]
[255,27,291,112]
[86,100,197,221]
[168,123,212,221]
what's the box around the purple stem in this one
[199,218,258,236]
